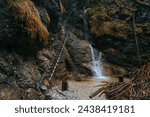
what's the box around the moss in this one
[86,0,150,73]
[87,6,131,39]
[7,0,49,45]
[87,0,150,40]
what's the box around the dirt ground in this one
[50,79,107,100]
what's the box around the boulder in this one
[66,32,92,75]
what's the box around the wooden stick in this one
[110,85,132,99]
[90,87,105,98]
[108,83,125,95]
[55,90,66,97]
[98,90,105,97]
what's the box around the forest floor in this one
[50,79,107,100]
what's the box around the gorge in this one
[0,0,149,100]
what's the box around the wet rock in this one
[66,32,92,75]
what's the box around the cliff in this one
[86,0,150,75]
[0,0,149,100]
[0,0,91,99]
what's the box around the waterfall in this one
[83,6,91,41]
[83,7,108,80]
[89,45,108,80]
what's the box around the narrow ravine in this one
[0,0,149,100]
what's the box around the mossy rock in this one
[86,0,150,40]
[0,0,49,54]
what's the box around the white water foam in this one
[89,44,109,80]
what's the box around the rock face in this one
[43,0,60,32]
[0,0,49,54]
[1,0,149,100]
[0,0,92,99]
[86,0,150,75]
[0,0,50,99]
[62,0,85,10]
[0,0,19,47]
[0,49,43,99]
[66,32,92,75]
